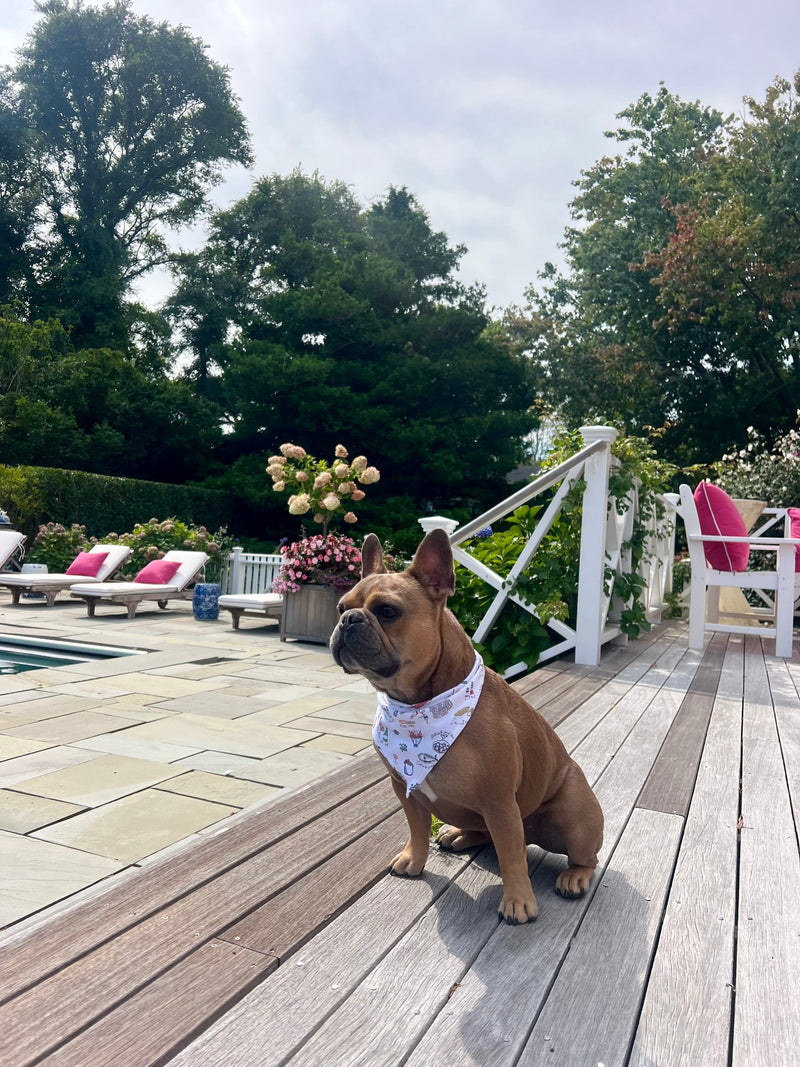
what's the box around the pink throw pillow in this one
[134,559,182,584]
[693,483,750,572]
[65,551,109,578]
[788,508,800,573]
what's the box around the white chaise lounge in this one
[0,543,131,607]
[0,530,26,573]
[70,550,209,618]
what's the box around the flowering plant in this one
[30,522,90,572]
[28,517,233,581]
[267,443,380,535]
[106,518,232,581]
[714,414,800,506]
[273,532,362,594]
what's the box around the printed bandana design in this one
[373,652,485,796]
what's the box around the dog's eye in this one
[376,603,400,621]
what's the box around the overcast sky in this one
[3,0,800,312]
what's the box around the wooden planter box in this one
[280,584,341,644]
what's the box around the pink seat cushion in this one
[134,559,182,584]
[65,551,109,577]
[693,483,750,572]
[788,508,800,572]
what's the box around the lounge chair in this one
[0,530,26,573]
[70,550,209,618]
[218,591,283,629]
[0,543,131,607]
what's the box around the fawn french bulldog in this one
[329,529,603,924]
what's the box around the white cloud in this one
[3,0,800,308]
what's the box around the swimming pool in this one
[0,634,146,675]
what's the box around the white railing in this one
[430,426,675,675]
[219,425,677,674]
[220,548,283,595]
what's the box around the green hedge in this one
[0,464,238,542]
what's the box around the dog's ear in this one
[408,529,455,599]
[361,533,388,578]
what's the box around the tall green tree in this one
[511,86,731,462]
[0,73,39,307]
[8,0,252,348]
[0,307,222,480]
[514,78,800,464]
[169,171,538,530]
[643,75,800,433]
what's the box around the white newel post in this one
[418,516,460,536]
[575,425,618,665]
[230,546,245,595]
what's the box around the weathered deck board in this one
[1,622,798,1067]
[629,634,743,1067]
[36,941,275,1067]
[637,631,727,816]
[520,807,684,1067]
[218,808,410,958]
[167,847,478,1067]
[733,637,800,1067]
[0,778,400,1066]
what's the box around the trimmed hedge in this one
[0,464,237,542]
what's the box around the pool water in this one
[0,635,145,675]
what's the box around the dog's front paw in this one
[389,849,426,877]
[498,889,538,925]
[555,865,594,898]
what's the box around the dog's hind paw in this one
[555,865,594,898]
[436,826,491,851]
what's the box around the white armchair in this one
[666,484,799,658]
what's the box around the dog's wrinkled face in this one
[330,530,454,700]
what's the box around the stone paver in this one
[233,746,353,788]
[12,753,185,807]
[0,790,84,833]
[0,596,377,932]
[32,789,239,864]
[157,769,280,807]
[0,829,123,927]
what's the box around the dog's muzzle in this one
[330,609,399,678]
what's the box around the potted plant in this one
[273,531,363,641]
[267,443,380,642]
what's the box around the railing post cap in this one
[418,515,460,535]
[580,425,619,444]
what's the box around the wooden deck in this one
[0,621,798,1067]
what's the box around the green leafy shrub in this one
[713,416,800,506]
[110,519,233,581]
[448,507,561,675]
[29,522,90,572]
[0,464,235,542]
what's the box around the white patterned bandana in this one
[373,651,485,796]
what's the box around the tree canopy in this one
[511,80,800,465]
[168,172,538,528]
[8,0,251,349]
